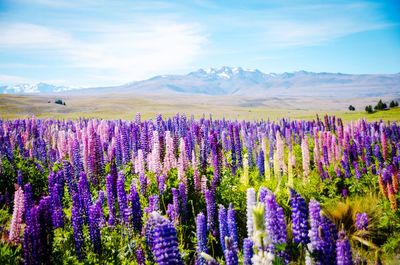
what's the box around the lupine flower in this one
[78,172,92,224]
[374,144,384,165]
[129,183,143,233]
[246,188,256,238]
[171,188,180,224]
[136,246,146,265]
[163,131,177,172]
[308,199,324,260]
[243,238,254,265]
[23,183,33,223]
[336,230,352,265]
[146,212,183,265]
[88,203,102,254]
[157,174,166,195]
[139,173,147,195]
[71,193,85,260]
[355,213,368,230]
[251,203,275,265]
[227,203,239,250]
[302,136,310,177]
[9,187,24,243]
[289,189,310,244]
[117,172,129,223]
[257,150,265,179]
[145,195,160,213]
[218,205,229,252]
[101,176,115,226]
[51,184,65,228]
[387,183,397,211]
[264,193,287,245]
[224,236,239,265]
[17,170,23,188]
[196,212,208,265]
[205,189,216,234]
[178,182,187,222]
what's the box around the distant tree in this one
[348,105,355,111]
[390,100,399,108]
[365,105,373,114]
[54,99,65,105]
[374,99,387,110]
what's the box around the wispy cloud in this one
[0,19,207,85]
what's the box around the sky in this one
[0,0,399,87]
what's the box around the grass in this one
[0,94,399,122]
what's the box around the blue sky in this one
[0,0,399,86]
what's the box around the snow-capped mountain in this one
[0,83,75,94]
[2,67,400,98]
[106,66,400,97]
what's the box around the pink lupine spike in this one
[9,187,24,243]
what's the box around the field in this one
[1,94,399,122]
[0,111,399,265]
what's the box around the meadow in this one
[1,94,399,122]
[0,112,399,265]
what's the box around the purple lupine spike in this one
[171,188,180,223]
[117,172,129,224]
[355,213,369,230]
[145,195,160,213]
[78,172,92,224]
[136,246,146,265]
[71,193,85,260]
[17,170,23,188]
[353,162,362,179]
[264,193,287,245]
[336,230,353,265]
[23,183,33,223]
[218,204,229,252]
[129,183,142,233]
[63,160,78,197]
[224,236,239,265]
[88,203,102,254]
[205,189,216,234]
[257,150,265,179]
[258,187,269,203]
[308,199,324,261]
[320,216,337,265]
[227,203,238,250]
[105,174,116,226]
[178,182,187,222]
[374,144,384,165]
[196,212,208,265]
[289,189,310,245]
[38,196,54,262]
[157,174,166,195]
[51,184,65,229]
[243,238,254,265]
[139,173,147,196]
[146,212,183,265]
[167,203,176,223]
[95,191,106,227]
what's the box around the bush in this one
[389,100,399,108]
[348,105,355,111]
[365,105,374,114]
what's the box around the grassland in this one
[0,93,399,122]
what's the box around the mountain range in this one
[2,67,400,98]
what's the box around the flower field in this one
[0,114,399,264]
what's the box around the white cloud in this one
[263,19,390,47]
[0,20,207,85]
[0,74,37,85]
